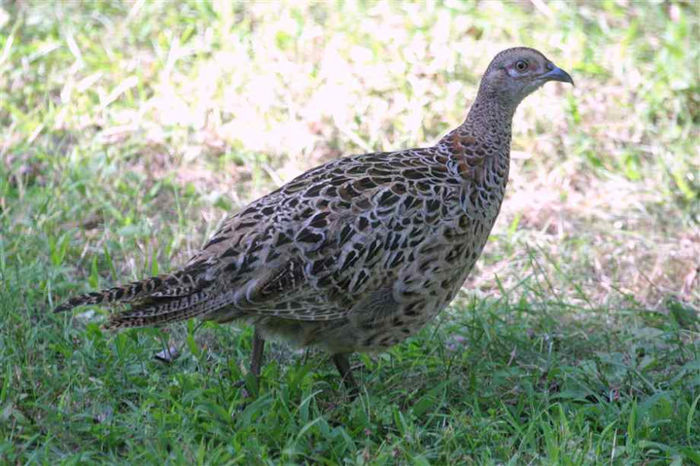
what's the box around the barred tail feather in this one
[105,290,238,329]
[53,275,170,313]
[54,261,213,313]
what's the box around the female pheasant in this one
[56,47,573,394]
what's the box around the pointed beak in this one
[542,64,574,86]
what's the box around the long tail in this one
[105,290,237,329]
[53,260,229,328]
[54,275,172,312]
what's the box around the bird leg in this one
[234,327,265,400]
[250,326,265,384]
[332,353,359,398]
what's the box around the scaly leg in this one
[250,326,265,384]
[332,353,359,399]
[233,327,266,402]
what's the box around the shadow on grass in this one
[1,272,697,463]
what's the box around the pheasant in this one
[56,47,573,395]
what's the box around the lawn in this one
[1,1,698,464]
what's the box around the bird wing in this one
[197,149,443,322]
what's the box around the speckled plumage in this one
[56,47,573,390]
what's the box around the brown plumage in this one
[56,47,573,394]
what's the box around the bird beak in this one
[542,65,574,86]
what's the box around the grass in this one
[1,0,698,463]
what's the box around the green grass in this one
[1,1,698,463]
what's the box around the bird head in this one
[477,47,574,111]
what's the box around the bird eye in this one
[515,60,528,72]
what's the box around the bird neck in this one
[441,90,515,164]
[462,90,516,143]
[436,89,514,194]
